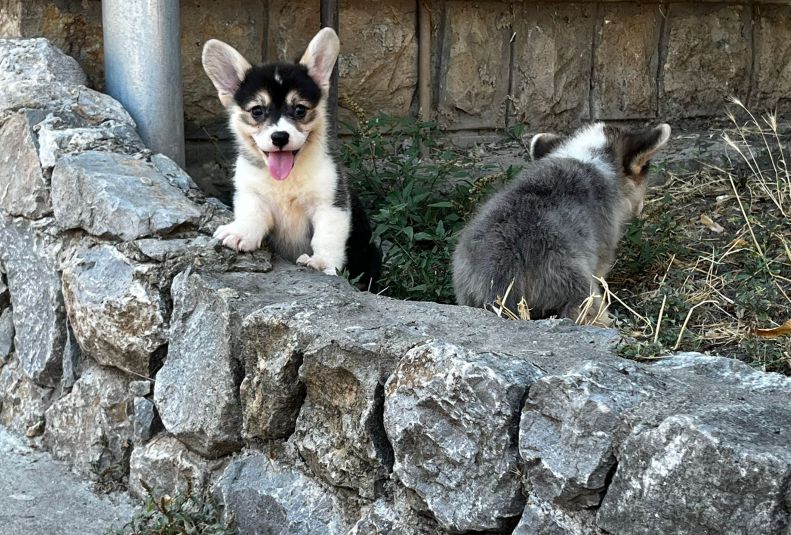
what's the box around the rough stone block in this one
[37,116,143,169]
[597,405,791,534]
[438,2,512,130]
[154,271,253,458]
[660,4,751,118]
[51,151,203,241]
[0,215,66,387]
[0,357,55,437]
[593,4,662,120]
[513,495,602,535]
[0,307,13,362]
[0,37,86,89]
[214,454,348,535]
[0,112,50,218]
[752,5,791,111]
[384,340,544,532]
[511,4,594,129]
[350,486,445,535]
[132,397,157,445]
[62,244,168,377]
[129,434,226,500]
[43,364,133,481]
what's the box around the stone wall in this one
[2,39,791,535]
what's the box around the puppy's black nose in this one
[271,131,289,149]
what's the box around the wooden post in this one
[321,0,340,138]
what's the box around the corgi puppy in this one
[452,122,671,323]
[201,28,381,287]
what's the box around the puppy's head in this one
[202,28,340,180]
[530,123,671,216]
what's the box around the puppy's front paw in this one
[214,221,265,252]
[296,254,338,276]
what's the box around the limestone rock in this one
[597,405,791,534]
[384,340,544,532]
[43,364,133,481]
[0,307,14,362]
[0,38,86,86]
[513,496,602,535]
[350,486,445,535]
[132,397,157,445]
[154,271,256,458]
[129,380,152,398]
[129,434,226,500]
[661,4,751,118]
[0,215,66,387]
[0,112,50,218]
[51,151,202,241]
[37,116,143,169]
[62,244,168,377]
[0,357,55,436]
[214,454,348,535]
[0,272,8,309]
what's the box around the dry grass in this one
[607,104,791,373]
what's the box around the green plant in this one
[341,113,520,302]
[108,481,236,535]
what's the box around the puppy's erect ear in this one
[202,39,252,107]
[300,27,340,92]
[622,124,671,176]
[529,133,563,161]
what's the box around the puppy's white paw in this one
[296,254,338,276]
[214,221,265,252]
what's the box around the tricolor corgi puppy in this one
[452,122,671,323]
[202,28,381,287]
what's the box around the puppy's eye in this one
[293,105,308,119]
[250,106,265,119]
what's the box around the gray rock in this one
[0,307,14,362]
[214,454,348,535]
[61,321,81,389]
[0,272,7,309]
[0,215,66,386]
[0,38,86,88]
[62,244,168,377]
[129,380,152,398]
[132,397,157,445]
[37,117,143,169]
[0,357,55,436]
[0,112,49,218]
[350,485,445,535]
[128,435,226,500]
[512,496,602,535]
[384,340,544,532]
[51,151,202,241]
[597,405,791,535]
[43,364,133,481]
[519,360,658,508]
[154,271,253,458]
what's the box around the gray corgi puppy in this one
[201,28,381,287]
[453,122,671,323]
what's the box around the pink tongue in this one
[267,151,295,180]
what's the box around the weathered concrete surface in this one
[512,4,594,129]
[593,4,662,120]
[51,151,203,241]
[214,453,349,535]
[438,2,512,130]
[0,428,134,535]
[44,364,133,482]
[661,4,751,118]
[62,244,168,377]
[0,216,66,387]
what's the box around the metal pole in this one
[102,0,185,167]
[320,0,339,138]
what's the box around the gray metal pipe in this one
[102,0,185,167]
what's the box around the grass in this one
[606,102,791,373]
[108,481,236,535]
[341,112,520,302]
[342,104,791,374]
